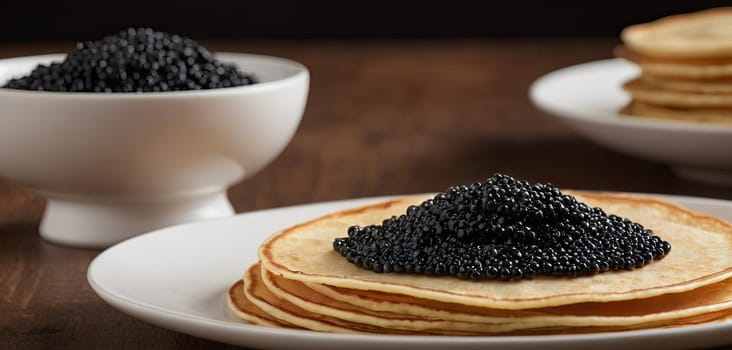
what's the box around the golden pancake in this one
[621,8,732,59]
[242,262,376,334]
[615,45,732,66]
[282,270,732,329]
[641,74,732,94]
[621,102,732,123]
[259,192,732,310]
[636,61,732,80]
[623,78,732,108]
[240,262,476,335]
[231,272,486,335]
[260,262,526,333]
[234,263,732,334]
[615,47,732,80]
[303,280,539,322]
[305,276,732,322]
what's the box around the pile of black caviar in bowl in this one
[333,173,672,281]
[2,28,256,93]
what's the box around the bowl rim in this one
[0,52,309,99]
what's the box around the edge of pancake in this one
[241,262,475,335]
[237,268,732,334]
[303,280,532,323]
[227,280,293,328]
[615,45,732,66]
[621,101,732,124]
[242,263,367,334]
[622,78,732,108]
[260,192,732,309]
[260,262,543,333]
[639,74,732,94]
[636,61,732,80]
[300,276,732,328]
[242,263,732,333]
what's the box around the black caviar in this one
[333,174,671,280]
[2,28,256,92]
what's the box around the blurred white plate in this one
[530,58,732,185]
[88,194,732,350]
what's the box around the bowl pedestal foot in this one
[39,191,234,248]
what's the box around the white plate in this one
[88,194,732,350]
[530,59,732,185]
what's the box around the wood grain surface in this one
[1,38,731,349]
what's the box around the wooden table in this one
[1,38,731,349]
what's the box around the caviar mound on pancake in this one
[333,174,670,281]
[260,182,732,309]
[233,173,732,333]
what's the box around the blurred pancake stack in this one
[617,8,732,123]
[227,183,732,335]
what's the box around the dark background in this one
[2,0,730,42]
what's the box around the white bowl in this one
[530,59,732,185]
[0,53,309,247]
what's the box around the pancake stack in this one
[228,190,732,335]
[617,8,732,123]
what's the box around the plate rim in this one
[87,192,732,348]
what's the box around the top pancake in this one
[621,8,732,59]
[260,192,732,310]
